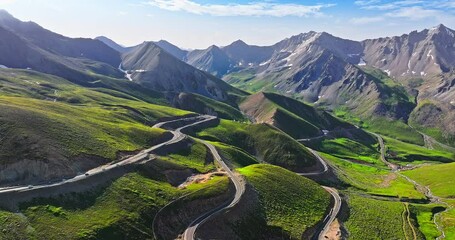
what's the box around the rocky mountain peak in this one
[428,24,455,38]
[228,39,248,48]
[0,9,14,20]
[207,44,221,51]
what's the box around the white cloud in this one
[439,1,455,8]
[350,16,384,25]
[144,0,335,17]
[357,0,424,10]
[385,6,440,20]
[354,0,455,23]
[354,0,381,6]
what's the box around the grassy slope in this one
[224,69,269,93]
[402,163,455,239]
[175,93,246,121]
[160,142,216,173]
[306,138,382,165]
[410,203,444,240]
[384,137,454,164]
[367,117,424,145]
[2,140,229,239]
[210,141,258,168]
[240,92,352,139]
[345,194,424,240]
[0,210,32,240]
[321,153,424,199]
[0,97,167,163]
[0,70,191,165]
[20,173,229,240]
[238,164,330,239]
[196,119,318,171]
[334,107,424,146]
[443,200,455,239]
[403,163,455,198]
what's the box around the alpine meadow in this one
[0,1,454,240]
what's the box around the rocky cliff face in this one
[409,71,455,145]
[181,24,455,81]
[362,24,455,78]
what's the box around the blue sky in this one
[1,0,454,49]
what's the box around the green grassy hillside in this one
[344,194,425,240]
[196,119,318,171]
[403,163,455,198]
[238,164,330,239]
[334,108,425,146]
[0,97,171,163]
[1,139,231,239]
[321,153,424,199]
[0,69,192,184]
[20,173,230,240]
[159,141,216,173]
[366,117,424,145]
[174,92,246,121]
[240,92,352,139]
[384,137,454,164]
[306,137,382,166]
[210,141,259,168]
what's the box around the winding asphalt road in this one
[150,114,246,240]
[318,187,342,240]
[182,140,245,240]
[0,113,246,240]
[297,146,341,240]
[264,124,342,239]
[298,149,329,177]
[0,115,213,195]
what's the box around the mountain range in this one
[0,8,453,145]
[1,9,455,240]
[98,23,455,145]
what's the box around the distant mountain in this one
[222,40,274,66]
[0,25,103,83]
[0,10,123,81]
[362,24,455,78]
[121,41,247,104]
[185,45,232,77]
[182,25,455,81]
[224,33,416,121]
[96,37,189,60]
[154,40,188,60]
[95,36,132,53]
[0,10,121,67]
